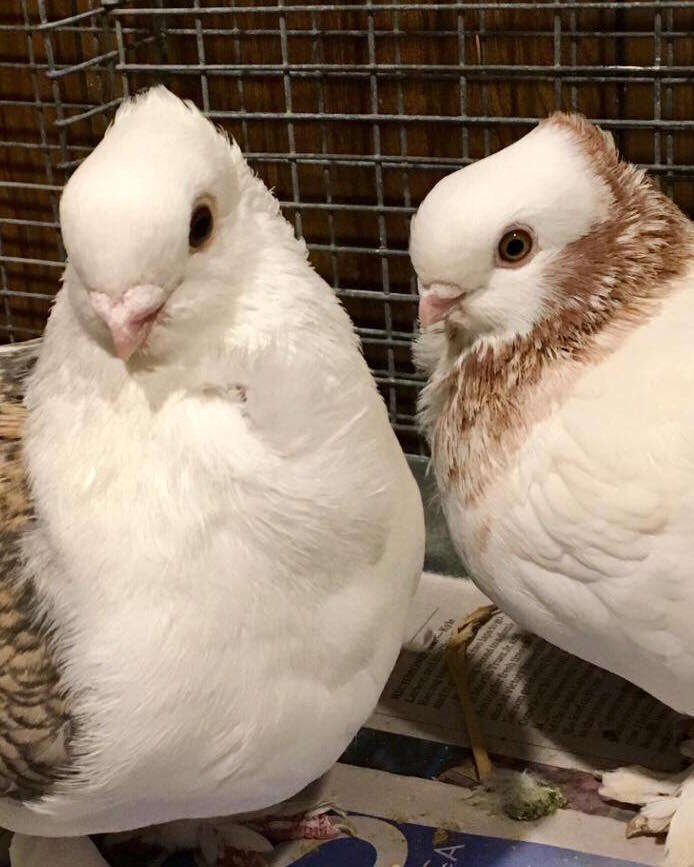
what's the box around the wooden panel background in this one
[2,1,693,453]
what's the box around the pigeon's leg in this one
[103,806,350,866]
[104,819,272,867]
[10,834,110,867]
[599,741,694,866]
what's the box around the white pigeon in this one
[0,85,424,867]
[411,112,694,866]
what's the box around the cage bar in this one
[1,0,693,455]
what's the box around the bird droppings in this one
[501,771,568,821]
[440,763,569,824]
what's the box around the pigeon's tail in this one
[0,344,34,534]
[0,342,74,804]
[0,400,22,440]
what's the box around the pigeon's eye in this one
[189,203,214,250]
[498,228,533,265]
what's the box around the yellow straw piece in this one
[445,604,499,784]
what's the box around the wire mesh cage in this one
[1,1,694,454]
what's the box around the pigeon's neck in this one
[49,209,349,401]
[422,177,694,505]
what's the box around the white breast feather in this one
[454,272,694,714]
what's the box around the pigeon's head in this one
[60,86,255,363]
[411,113,624,344]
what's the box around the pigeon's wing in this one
[0,343,72,800]
[493,345,694,711]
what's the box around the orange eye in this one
[498,228,533,264]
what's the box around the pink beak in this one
[89,285,166,361]
[418,284,465,328]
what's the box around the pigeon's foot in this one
[10,835,109,867]
[244,801,352,844]
[103,818,272,867]
[102,804,350,866]
[599,742,694,866]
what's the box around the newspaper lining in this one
[370,572,686,773]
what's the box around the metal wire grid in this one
[1,2,694,454]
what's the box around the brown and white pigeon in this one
[411,112,694,866]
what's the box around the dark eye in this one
[189,203,213,249]
[498,228,533,264]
